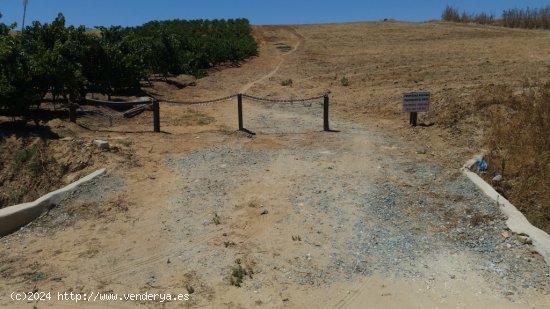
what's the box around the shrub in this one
[230,264,244,287]
[281,79,293,86]
[340,76,350,87]
[442,6,461,22]
[229,258,253,287]
[13,147,37,169]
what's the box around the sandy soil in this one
[1,22,550,308]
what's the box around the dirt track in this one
[1,23,550,308]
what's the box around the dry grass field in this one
[1,21,550,308]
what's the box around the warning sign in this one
[403,92,430,113]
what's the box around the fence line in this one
[160,94,237,106]
[241,94,326,103]
[69,92,330,133]
[157,93,325,105]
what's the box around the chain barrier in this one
[156,93,325,105]
[72,94,324,106]
[67,92,330,132]
[71,92,327,131]
[160,94,237,106]
[241,94,325,104]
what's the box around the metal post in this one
[153,100,160,132]
[69,103,77,123]
[323,94,330,131]
[410,112,417,127]
[238,94,243,131]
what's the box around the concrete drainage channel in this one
[462,157,550,266]
[0,169,106,236]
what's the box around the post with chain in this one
[68,100,77,123]
[153,99,160,132]
[238,93,244,131]
[323,94,330,131]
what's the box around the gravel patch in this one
[245,101,325,134]
[158,110,550,298]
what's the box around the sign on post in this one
[403,92,430,113]
[403,92,430,127]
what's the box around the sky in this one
[1,0,549,28]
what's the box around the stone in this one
[93,140,110,150]
[517,235,532,245]
[260,209,269,215]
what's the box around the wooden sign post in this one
[403,92,430,127]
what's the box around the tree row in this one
[0,13,258,112]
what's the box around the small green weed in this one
[13,147,37,169]
[281,79,293,87]
[31,271,44,282]
[213,213,221,225]
[9,187,29,204]
[340,76,351,87]
[230,258,253,287]
[224,241,236,248]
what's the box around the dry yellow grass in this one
[479,83,550,232]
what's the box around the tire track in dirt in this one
[94,226,259,281]
[93,147,284,283]
[239,26,304,94]
[92,229,219,280]
[93,153,292,281]
[332,280,370,309]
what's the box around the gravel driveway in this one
[150,102,550,306]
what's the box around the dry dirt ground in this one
[1,22,550,308]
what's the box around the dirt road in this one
[1,24,550,308]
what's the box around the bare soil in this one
[1,21,550,308]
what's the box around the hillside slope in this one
[1,21,549,308]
